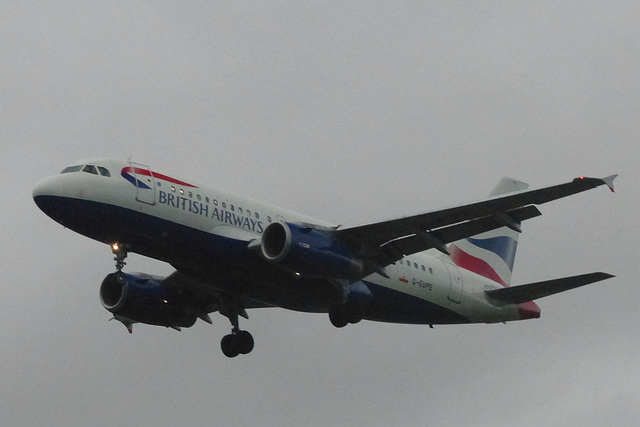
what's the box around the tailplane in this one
[448,177,529,286]
[485,272,614,303]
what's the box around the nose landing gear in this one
[111,243,129,272]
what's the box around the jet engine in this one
[100,272,198,328]
[259,222,363,279]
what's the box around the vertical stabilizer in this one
[448,177,529,286]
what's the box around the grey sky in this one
[2,2,639,426]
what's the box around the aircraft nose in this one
[33,175,70,224]
[33,175,60,206]
[517,301,541,319]
[33,177,51,200]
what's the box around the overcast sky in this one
[2,2,639,426]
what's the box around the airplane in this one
[33,159,617,357]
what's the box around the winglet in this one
[602,174,618,193]
[575,174,618,193]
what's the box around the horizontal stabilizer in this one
[485,272,614,304]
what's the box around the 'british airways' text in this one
[158,190,264,233]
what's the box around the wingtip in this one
[602,174,618,193]
[589,272,616,283]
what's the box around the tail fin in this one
[448,177,529,286]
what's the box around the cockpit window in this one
[61,165,83,174]
[82,165,98,175]
[60,164,110,177]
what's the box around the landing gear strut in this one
[111,243,128,272]
[220,297,254,358]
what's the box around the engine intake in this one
[260,222,363,279]
[100,272,198,328]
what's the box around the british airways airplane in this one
[33,159,616,357]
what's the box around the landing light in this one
[111,243,120,253]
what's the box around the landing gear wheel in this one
[221,334,240,358]
[329,306,348,328]
[329,304,364,328]
[221,331,254,358]
[237,330,254,355]
[345,303,363,324]
[220,295,255,357]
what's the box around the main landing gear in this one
[109,242,255,357]
[329,303,363,328]
[220,304,254,358]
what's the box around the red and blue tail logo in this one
[449,177,530,286]
[449,230,519,286]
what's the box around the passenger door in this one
[129,162,156,205]
[444,262,463,304]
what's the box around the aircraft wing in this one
[485,272,614,303]
[336,175,617,266]
[163,270,273,317]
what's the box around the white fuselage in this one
[33,158,539,325]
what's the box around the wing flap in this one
[163,270,272,313]
[380,205,541,263]
[485,272,614,304]
[337,175,616,267]
[339,176,615,247]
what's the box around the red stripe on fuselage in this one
[122,167,198,188]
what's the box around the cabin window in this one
[97,167,111,177]
[188,191,192,198]
[214,199,218,206]
[255,212,260,219]
[238,207,244,214]
[205,197,210,203]
[61,165,82,174]
[267,216,272,223]
[171,186,176,192]
[422,265,426,271]
[222,202,226,209]
[82,165,98,175]
[197,194,201,201]
[180,189,184,195]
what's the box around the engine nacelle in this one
[260,222,363,279]
[100,272,198,328]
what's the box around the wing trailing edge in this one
[336,174,617,267]
[485,272,614,304]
